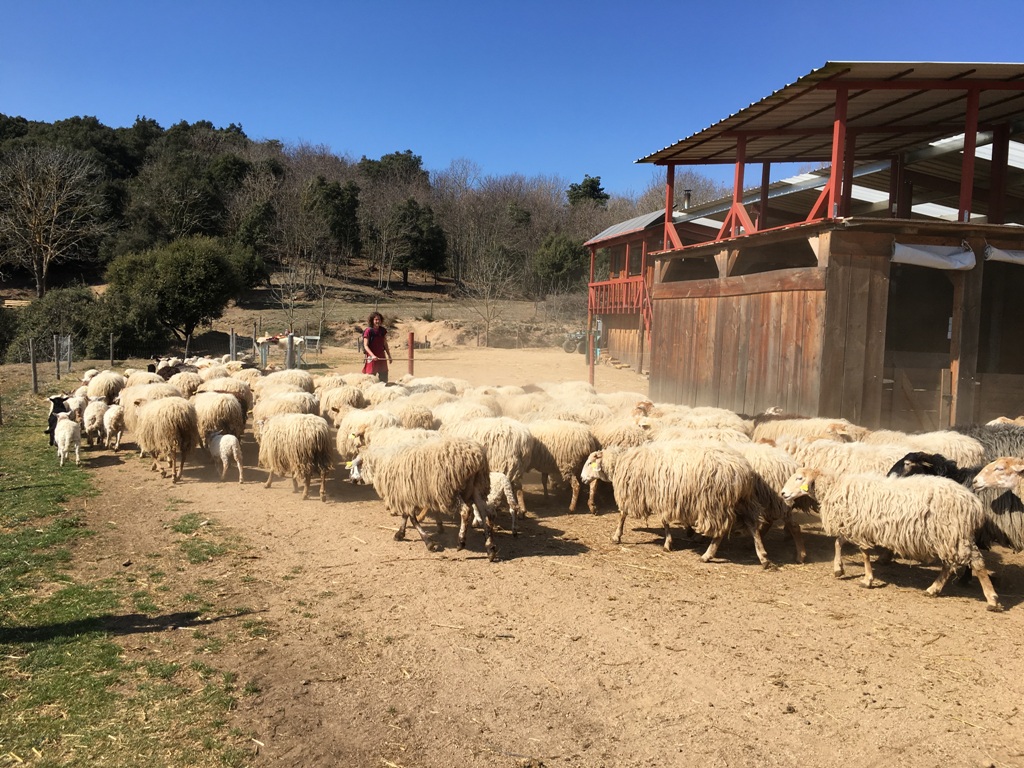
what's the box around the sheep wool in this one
[528,419,600,514]
[54,413,81,467]
[135,397,200,481]
[258,413,332,502]
[207,432,244,484]
[781,468,1001,611]
[103,405,125,451]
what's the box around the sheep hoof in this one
[832,569,844,579]
[762,561,778,571]
[457,539,466,551]
[860,579,877,589]
[987,601,1005,613]
[487,546,498,562]
[427,542,442,553]
[393,530,405,542]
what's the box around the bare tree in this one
[0,146,107,297]
[462,249,521,347]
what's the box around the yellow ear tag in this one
[348,433,357,439]
[800,483,809,492]
[345,461,353,469]
[590,461,598,469]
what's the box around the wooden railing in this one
[589,276,652,336]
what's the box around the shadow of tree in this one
[0,608,258,644]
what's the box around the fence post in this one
[109,333,114,369]
[54,335,60,380]
[67,336,72,372]
[29,338,38,394]
[285,333,295,370]
[407,332,415,376]
[230,327,237,361]
[184,333,191,358]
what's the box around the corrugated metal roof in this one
[584,209,666,246]
[638,61,1024,167]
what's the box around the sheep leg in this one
[832,537,846,578]
[236,460,244,485]
[925,564,954,597]
[967,550,1003,611]
[264,470,275,489]
[318,470,327,502]
[586,479,597,515]
[291,476,301,494]
[457,504,470,550]
[174,453,184,481]
[541,473,550,498]
[568,475,580,513]
[748,522,775,569]
[410,513,440,552]
[663,523,674,552]
[394,513,409,541]
[74,444,81,466]
[515,482,528,517]
[859,548,876,588]
[700,536,724,563]
[612,511,627,544]
[783,518,807,564]
[301,475,311,501]
[218,459,228,481]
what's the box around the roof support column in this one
[732,137,746,237]
[841,130,856,216]
[828,87,848,218]
[757,162,771,229]
[988,123,1010,225]
[663,164,683,250]
[958,88,980,222]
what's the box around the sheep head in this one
[580,450,608,484]
[973,457,1024,492]
[781,467,820,503]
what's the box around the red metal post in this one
[757,162,770,230]
[732,137,746,237]
[841,130,856,216]
[407,331,414,376]
[828,87,848,218]
[663,165,682,250]
[959,88,980,223]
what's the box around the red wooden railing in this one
[588,276,652,337]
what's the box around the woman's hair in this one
[367,311,384,327]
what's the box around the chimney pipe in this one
[683,189,692,210]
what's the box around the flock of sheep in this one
[43,357,1024,611]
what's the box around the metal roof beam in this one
[816,78,1024,91]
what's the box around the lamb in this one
[103,404,125,451]
[134,397,201,481]
[54,412,81,467]
[348,437,496,560]
[44,394,69,446]
[257,413,332,502]
[82,397,109,447]
[780,467,1001,611]
[206,431,244,484]
[527,419,600,514]
[482,471,520,536]
[580,443,773,567]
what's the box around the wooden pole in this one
[285,333,295,370]
[54,335,60,380]
[109,333,114,369]
[407,332,414,376]
[230,328,237,361]
[29,338,38,394]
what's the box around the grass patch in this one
[0,389,254,766]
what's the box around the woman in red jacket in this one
[362,311,393,382]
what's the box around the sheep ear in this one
[1010,459,1024,476]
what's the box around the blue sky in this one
[4,1,1024,197]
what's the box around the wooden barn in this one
[588,61,1024,429]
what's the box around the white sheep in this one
[335,409,402,461]
[193,392,246,443]
[251,392,320,442]
[103,404,125,451]
[207,431,244,484]
[861,429,986,468]
[440,416,534,514]
[527,419,600,514]
[134,397,200,481]
[348,437,496,560]
[85,370,126,403]
[54,413,81,467]
[257,413,332,502]
[581,443,772,567]
[781,467,1001,611]
[752,415,869,443]
[81,397,108,447]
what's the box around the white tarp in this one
[984,244,1024,265]
[891,241,976,270]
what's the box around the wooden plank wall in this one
[602,314,646,369]
[818,232,891,428]
[649,268,826,415]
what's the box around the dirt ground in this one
[47,346,1024,767]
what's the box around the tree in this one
[393,198,447,286]
[462,246,522,347]
[567,174,610,207]
[532,233,587,293]
[0,146,108,296]
[104,236,245,342]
